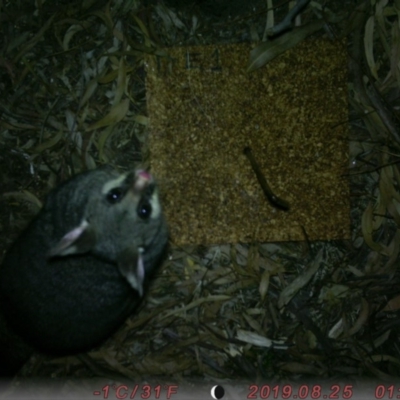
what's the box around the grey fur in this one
[0,166,168,376]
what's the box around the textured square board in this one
[146,41,349,246]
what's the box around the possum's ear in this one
[117,247,145,296]
[47,220,97,258]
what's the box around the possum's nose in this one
[136,170,152,181]
[134,170,153,191]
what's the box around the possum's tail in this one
[0,310,34,377]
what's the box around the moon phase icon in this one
[211,385,225,399]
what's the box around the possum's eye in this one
[137,200,152,219]
[106,188,124,204]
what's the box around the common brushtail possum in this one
[0,166,168,376]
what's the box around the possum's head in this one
[46,166,168,296]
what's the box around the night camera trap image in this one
[1,0,400,397]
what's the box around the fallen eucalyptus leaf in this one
[87,99,130,131]
[3,190,43,212]
[364,16,379,80]
[236,329,286,348]
[247,19,325,72]
[32,131,63,153]
[361,202,384,252]
[259,269,270,301]
[278,249,323,309]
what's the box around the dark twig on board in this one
[243,147,290,211]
